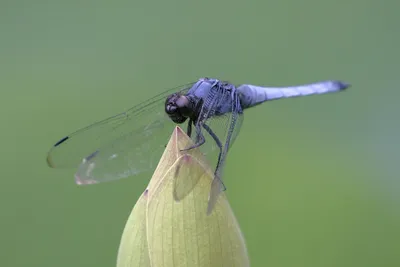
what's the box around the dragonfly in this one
[47,77,349,214]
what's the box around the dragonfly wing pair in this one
[47,84,193,184]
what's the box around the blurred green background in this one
[1,0,399,266]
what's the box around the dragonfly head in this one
[165,93,197,124]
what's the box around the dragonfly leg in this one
[181,123,205,151]
[202,124,222,164]
[202,124,227,191]
[186,119,193,137]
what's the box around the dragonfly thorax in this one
[165,93,199,124]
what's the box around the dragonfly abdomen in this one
[237,80,349,109]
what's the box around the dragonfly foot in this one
[181,132,205,151]
[180,142,203,152]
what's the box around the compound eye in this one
[165,103,177,114]
[165,93,187,124]
[165,94,179,114]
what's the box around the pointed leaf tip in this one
[117,126,249,267]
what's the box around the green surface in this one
[1,0,399,266]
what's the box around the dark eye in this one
[165,104,177,114]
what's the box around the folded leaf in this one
[117,126,249,267]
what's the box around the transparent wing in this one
[47,82,194,184]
